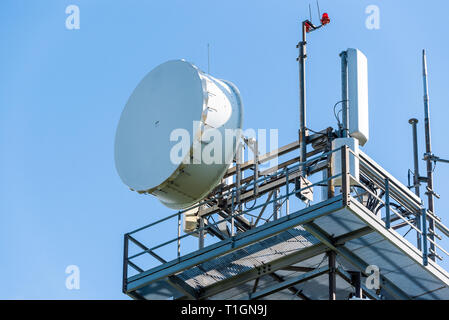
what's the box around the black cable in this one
[305,126,327,136]
[333,100,347,128]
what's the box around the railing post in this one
[273,188,279,221]
[236,143,242,213]
[177,212,181,259]
[254,140,259,197]
[328,251,337,300]
[231,190,235,237]
[198,216,204,249]
[422,208,428,266]
[385,177,391,229]
[341,146,350,206]
[122,234,129,293]
[327,128,335,200]
[285,167,290,216]
[416,210,422,251]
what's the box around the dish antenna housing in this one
[115,60,243,209]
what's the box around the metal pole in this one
[235,143,243,205]
[122,234,129,293]
[422,208,428,266]
[422,49,436,261]
[340,51,348,138]
[328,251,336,300]
[409,118,420,197]
[253,140,259,196]
[298,22,308,175]
[231,191,235,237]
[385,177,391,229]
[350,272,362,299]
[273,188,279,220]
[341,146,350,207]
[327,129,335,199]
[199,216,204,249]
[409,118,422,250]
[177,212,181,258]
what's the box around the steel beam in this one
[268,273,311,300]
[126,196,343,293]
[167,275,198,300]
[303,222,410,300]
[197,243,329,299]
[336,267,379,300]
[247,266,329,300]
[328,251,336,300]
[194,214,379,299]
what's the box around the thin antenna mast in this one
[316,0,321,21]
[408,117,422,250]
[297,6,330,177]
[309,4,313,23]
[422,49,436,261]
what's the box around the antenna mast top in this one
[297,4,330,176]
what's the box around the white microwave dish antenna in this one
[114,60,243,209]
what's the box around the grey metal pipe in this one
[298,22,308,175]
[350,272,362,299]
[422,49,436,260]
[328,251,336,300]
[273,188,279,221]
[409,118,422,251]
[409,118,420,197]
[340,51,348,138]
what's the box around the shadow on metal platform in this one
[125,193,449,300]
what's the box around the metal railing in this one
[122,144,449,292]
[347,147,449,266]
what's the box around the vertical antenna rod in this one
[422,49,436,260]
[298,22,308,175]
[409,118,420,197]
[297,9,330,176]
[340,51,349,137]
[409,118,422,250]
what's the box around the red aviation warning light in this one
[321,12,330,25]
[304,10,330,33]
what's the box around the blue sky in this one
[1,0,449,299]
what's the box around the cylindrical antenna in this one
[422,49,436,261]
[408,118,420,197]
[340,51,349,137]
[297,11,330,177]
[298,22,308,176]
[409,117,422,251]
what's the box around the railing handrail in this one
[124,144,449,277]
[128,146,342,236]
[127,170,343,260]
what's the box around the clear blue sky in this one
[1,0,449,299]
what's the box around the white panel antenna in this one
[347,48,369,146]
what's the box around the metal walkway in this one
[124,195,449,300]
[122,144,449,300]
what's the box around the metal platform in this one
[122,143,449,300]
